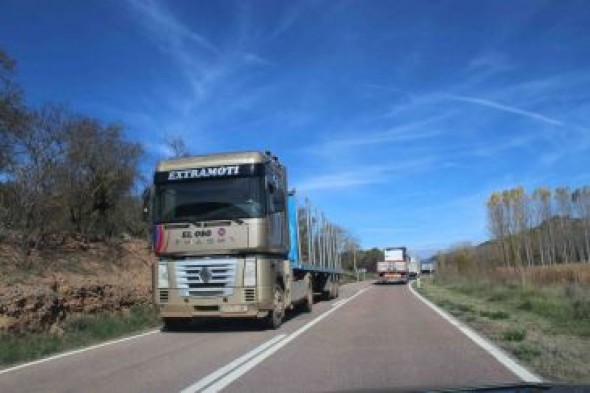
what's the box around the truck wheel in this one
[302,282,313,313]
[329,278,340,299]
[162,317,189,332]
[263,286,284,330]
[322,277,335,301]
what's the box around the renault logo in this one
[199,267,213,283]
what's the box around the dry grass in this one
[0,238,158,368]
[417,278,590,382]
[492,263,590,286]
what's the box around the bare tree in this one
[534,188,554,264]
[572,187,590,263]
[75,122,143,238]
[555,187,573,263]
[0,49,28,174]
[531,188,546,265]
[0,47,147,262]
[487,192,509,267]
[3,105,69,254]
[165,136,190,158]
[511,187,533,266]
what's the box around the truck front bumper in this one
[156,287,274,319]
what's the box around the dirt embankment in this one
[0,238,155,334]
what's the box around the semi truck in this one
[421,257,436,274]
[408,256,421,279]
[376,247,409,284]
[148,151,342,330]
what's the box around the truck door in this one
[266,172,287,249]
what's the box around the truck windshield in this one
[154,177,265,223]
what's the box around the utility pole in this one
[353,245,358,282]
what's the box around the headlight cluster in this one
[158,262,169,289]
[243,257,256,287]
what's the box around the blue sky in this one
[1,0,590,255]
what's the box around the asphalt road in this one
[0,281,525,393]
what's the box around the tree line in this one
[1,49,144,250]
[436,186,590,283]
[1,47,389,271]
[486,186,590,267]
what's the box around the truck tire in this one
[329,277,340,299]
[263,286,284,330]
[302,281,313,313]
[162,317,189,331]
[322,277,336,301]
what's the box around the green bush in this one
[454,303,475,313]
[503,328,527,342]
[518,300,533,311]
[513,343,541,362]
[572,299,590,320]
[0,305,159,367]
[0,334,63,365]
[480,310,510,320]
[487,291,511,302]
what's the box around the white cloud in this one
[126,0,218,55]
[126,0,272,103]
[471,134,533,157]
[144,141,172,158]
[297,167,389,191]
[124,0,276,148]
[467,51,510,72]
[297,158,436,192]
[307,116,446,157]
[240,52,274,66]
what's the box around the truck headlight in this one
[158,262,169,289]
[243,257,256,287]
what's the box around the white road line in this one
[0,329,160,376]
[408,282,542,383]
[199,287,370,393]
[331,299,345,308]
[180,334,287,393]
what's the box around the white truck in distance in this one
[377,247,409,284]
[409,256,421,278]
[385,248,404,262]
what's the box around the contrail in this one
[446,94,564,127]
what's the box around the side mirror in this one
[267,181,276,194]
[142,186,153,221]
[273,190,286,212]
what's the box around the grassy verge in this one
[0,304,160,368]
[340,272,377,285]
[340,273,357,285]
[415,277,590,383]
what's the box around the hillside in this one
[0,237,154,334]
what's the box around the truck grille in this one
[175,259,237,297]
[244,288,256,302]
[159,290,169,303]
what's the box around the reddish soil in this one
[0,238,155,333]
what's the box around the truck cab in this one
[152,151,294,329]
[150,151,341,330]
